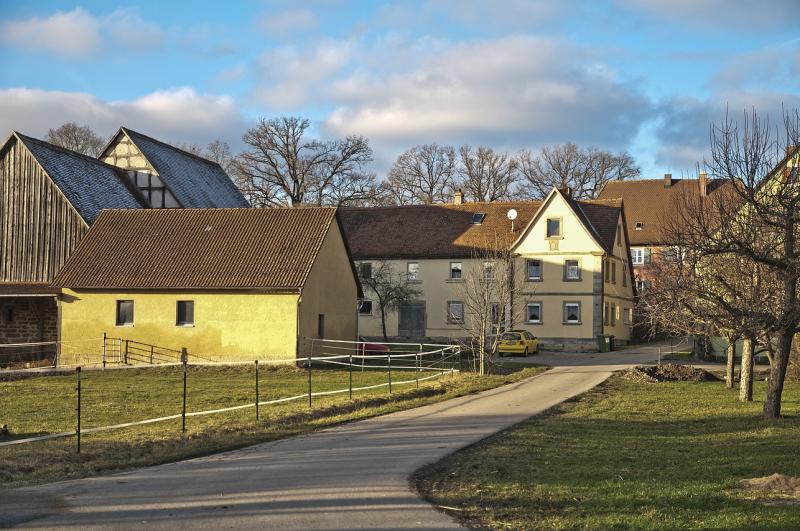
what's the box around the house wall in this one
[58,288,300,365]
[601,214,635,343]
[0,137,88,283]
[298,221,359,356]
[0,297,58,364]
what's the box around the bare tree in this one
[359,261,422,341]
[456,145,518,202]
[204,140,234,174]
[234,117,375,207]
[517,143,640,199]
[386,144,457,204]
[456,237,521,375]
[46,122,106,157]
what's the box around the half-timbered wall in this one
[102,133,179,208]
[0,138,88,282]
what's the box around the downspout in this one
[296,287,302,362]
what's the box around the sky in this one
[1,0,798,178]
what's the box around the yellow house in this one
[54,207,361,364]
[340,188,635,351]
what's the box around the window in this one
[176,301,194,326]
[526,259,542,281]
[471,212,486,224]
[116,300,134,326]
[483,261,495,280]
[358,300,373,315]
[128,170,177,209]
[635,221,643,230]
[563,302,581,324]
[623,307,631,325]
[407,262,420,281]
[546,218,561,238]
[564,259,580,281]
[491,303,501,325]
[611,261,617,284]
[318,314,325,338]
[604,259,610,282]
[447,301,464,324]
[449,262,462,280]
[636,279,652,292]
[526,302,542,324]
[662,247,682,262]
[631,248,651,265]
[359,262,372,279]
[610,303,617,326]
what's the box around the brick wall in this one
[0,297,57,363]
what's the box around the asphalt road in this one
[2,348,659,530]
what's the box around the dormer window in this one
[635,222,643,230]
[471,212,486,224]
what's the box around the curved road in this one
[3,348,660,530]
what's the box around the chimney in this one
[560,186,572,197]
[453,189,463,205]
[699,171,708,197]
[663,173,673,188]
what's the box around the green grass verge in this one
[0,363,544,488]
[416,377,800,530]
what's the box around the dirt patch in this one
[739,474,800,504]
[621,363,720,383]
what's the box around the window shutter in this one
[643,248,651,264]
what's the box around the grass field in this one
[0,362,543,487]
[416,377,800,529]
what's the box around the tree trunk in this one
[763,330,793,418]
[380,307,388,342]
[725,338,737,389]
[739,335,754,402]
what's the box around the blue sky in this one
[1,0,798,177]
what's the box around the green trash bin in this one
[596,335,610,353]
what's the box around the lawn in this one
[0,362,544,487]
[416,376,800,530]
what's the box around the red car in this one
[359,342,391,356]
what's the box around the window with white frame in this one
[358,299,373,315]
[631,248,651,265]
[526,259,542,280]
[623,306,631,325]
[449,262,462,280]
[483,261,495,280]
[546,218,561,238]
[407,262,420,281]
[526,302,542,324]
[447,301,465,324]
[636,279,652,292]
[564,259,580,281]
[563,302,581,324]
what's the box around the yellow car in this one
[497,330,539,356]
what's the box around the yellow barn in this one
[54,207,361,364]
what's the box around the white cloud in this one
[317,36,653,152]
[0,7,164,57]
[0,87,246,149]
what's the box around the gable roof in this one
[340,194,622,259]
[511,188,622,253]
[597,178,731,246]
[54,208,348,290]
[12,133,147,224]
[109,127,249,209]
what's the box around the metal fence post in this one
[348,354,353,400]
[308,350,312,408]
[124,339,129,364]
[181,355,188,433]
[441,349,445,378]
[658,347,662,366]
[150,344,154,364]
[255,360,260,420]
[415,351,420,388]
[76,366,81,454]
[388,352,392,394]
[102,333,107,369]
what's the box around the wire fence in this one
[0,338,466,454]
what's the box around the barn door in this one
[398,302,425,337]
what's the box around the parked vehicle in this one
[497,330,539,356]
[358,342,391,356]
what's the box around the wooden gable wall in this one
[0,136,88,282]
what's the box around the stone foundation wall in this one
[0,297,58,363]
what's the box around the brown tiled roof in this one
[340,198,622,259]
[0,283,59,296]
[53,208,344,290]
[597,178,731,246]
